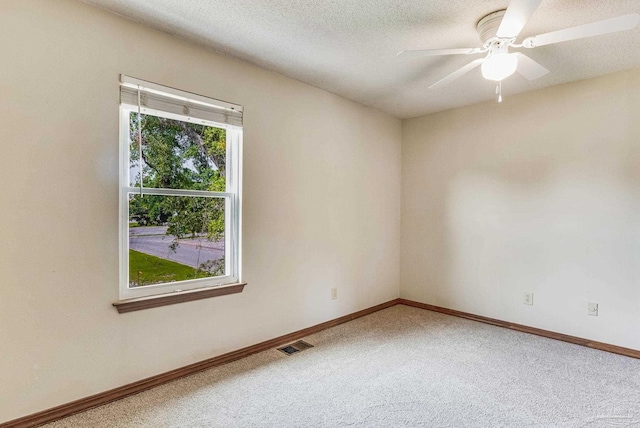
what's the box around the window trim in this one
[118,92,242,301]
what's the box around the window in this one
[119,75,242,300]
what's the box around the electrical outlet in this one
[331,288,338,300]
[523,292,533,306]
[588,302,598,317]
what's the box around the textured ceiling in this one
[83,0,640,118]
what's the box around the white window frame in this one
[119,80,242,300]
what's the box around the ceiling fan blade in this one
[429,58,485,89]
[397,47,482,57]
[497,0,543,38]
[513,53,549,80]
[523,13,640,47]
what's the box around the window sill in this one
[113,283,246,313]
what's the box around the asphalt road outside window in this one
[129,226,224,268]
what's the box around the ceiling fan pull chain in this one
[496,81,503,103]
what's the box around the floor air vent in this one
[277,340,314,355]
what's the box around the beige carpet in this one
[45,305,640,427]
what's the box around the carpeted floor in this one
[45,305,640,427]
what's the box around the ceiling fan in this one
[398,0,640,101]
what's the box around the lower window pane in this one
[128,194,226,287]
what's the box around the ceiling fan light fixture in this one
[481,52,518,81]
[400,1,640,93]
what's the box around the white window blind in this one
[120,75,243,127]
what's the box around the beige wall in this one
[402,69,640,350]
[0,0,401,422]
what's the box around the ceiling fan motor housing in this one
[477,10,512,47]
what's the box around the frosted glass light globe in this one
[481,53,518,81]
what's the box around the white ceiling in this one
[84,0,640,118]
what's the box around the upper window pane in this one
[129,112,227,191]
